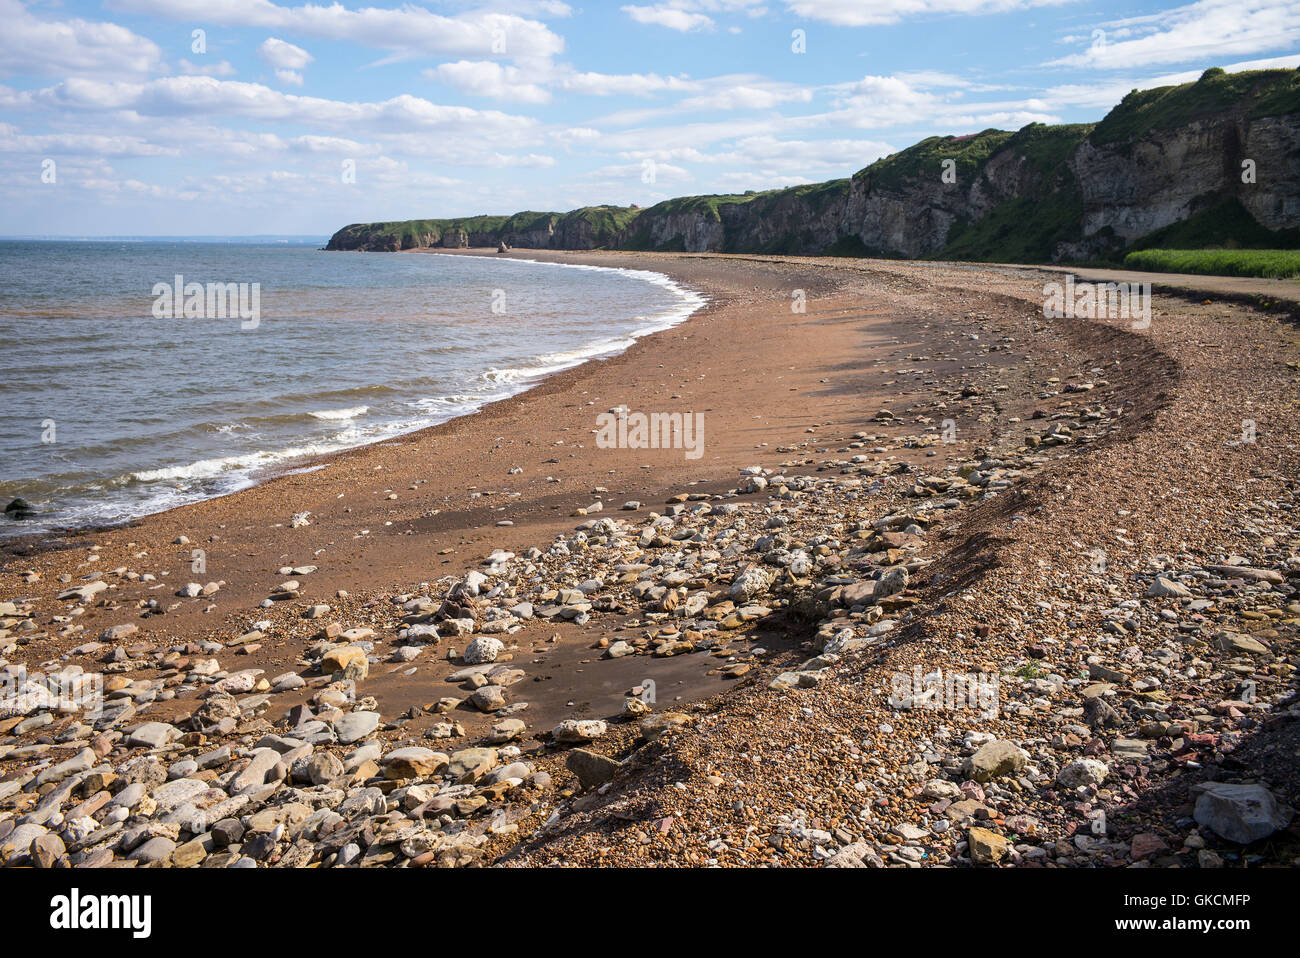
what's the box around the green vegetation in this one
[942,187,1086,264]
[821,235,878,257]
[780,178,851,215]
[643,192,764,219]
[561,205,642,243]
[857,129,1014,191]
[1122,248,1300,279]
[331,66,1300,265]
[1004,122,1094,174]
[1091,67,1300,146]
[1127,197,1300,252]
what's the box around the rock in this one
[321,646,369,680]
[486,718,526,744]
[30,833,66,868]
[4,497,37,519]
[839,580,878,606]
[1206,564,1283,584]
[382,747,448,779]
[334,711,380,745]
[130,836,177,864]
[1130,832,1168,860]
[875,565,909,598]
[1057,758,1109,788]
[921,779,963,801]
[56,581,107,602]
[552,719,607,744]
[1147,576,1192,598]
[128,721,179,749]
[469,686,508,712]
[173,836,211,867]
[730,566,775,602]
[300,751,344,785]
[566,748,623,789]
[962,740,1028,782]
[639,712,691,741]
[1192,783,1293,844]
[448,747,498,783]
[230,748,281,791]
[464,637,504,665]
[967,827,1010,865]
[621,696,651,718]
[152,776,213,811]
[1213,631,1271,657]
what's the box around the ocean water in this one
[0,241,703,536]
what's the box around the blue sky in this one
[2,0,1298,236]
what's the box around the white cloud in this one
[425,60,552,103]
[622,5,716,31]
[0,0,164,79]
[258,37,314,70]
[782,0,1072,27]
[558,70,697,96]
[1052,0,1300,69]
[1,77,540,144]
[678,83,812,111]
[108,0,566,61]
[177,58,237,77]
[275,69,304,87]
[0,124,177,157]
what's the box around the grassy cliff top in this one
[856,129,1016,191]
[1091,67,1300,145]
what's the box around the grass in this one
[1122,248,1300,279]
[857,128,1014,192]
[1091,67,1300,146]
[1127,197,1300,252]
[330,66,1300,262]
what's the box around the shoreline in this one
[0,249,710,546]
[2,250,1297,869]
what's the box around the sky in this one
[2,0,1298,237]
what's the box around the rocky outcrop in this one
[328,67,1300,263]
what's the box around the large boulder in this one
[961,740,1028,783]
[1193,783,1293,844]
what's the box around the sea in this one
[0,240,704,536]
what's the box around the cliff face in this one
[327,67,1300,263]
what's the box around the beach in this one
[2,250,1297,868]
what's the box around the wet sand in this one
[3,249,989,733]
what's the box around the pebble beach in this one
[2,249,1297,869]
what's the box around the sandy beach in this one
[2,250,1297,869]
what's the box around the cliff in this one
[327,67,1300,263]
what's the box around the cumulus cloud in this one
[0,0,164,79]
[177,58,237,77]
[1,77,538,139]
[782,0,1071,27]
[558,70,697,97]
[622,5,716,31]
[1050,0,1300,69]
[258,37,314,70]
[424,61,552,104]
[107,0,565,61]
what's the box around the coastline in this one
[2,250,1298,869]
[0,248,708,543]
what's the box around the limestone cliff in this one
[327,67,1300,263]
